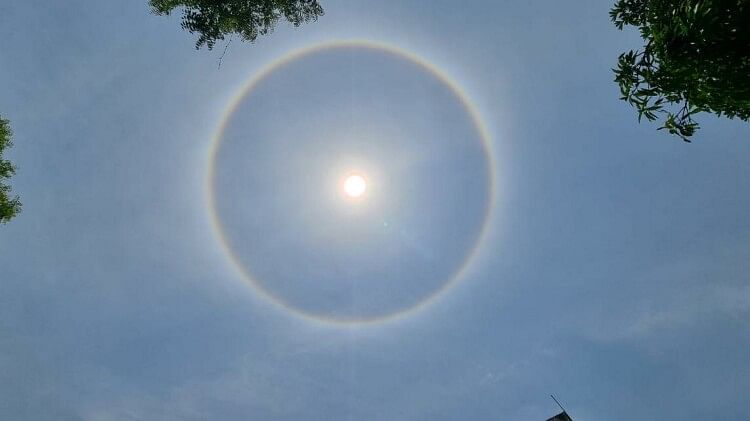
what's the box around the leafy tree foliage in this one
[0,117,20,224]
[611,0,750,141]
[149,0,324,50]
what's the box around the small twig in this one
[217,36,233,69]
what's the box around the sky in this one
[1,1,750,420]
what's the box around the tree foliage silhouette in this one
[0,117,21,224]
[149,0,324,50]
[611,0,750,141]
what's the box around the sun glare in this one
[343,174,367,198]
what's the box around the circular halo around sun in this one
[207,40,496,327]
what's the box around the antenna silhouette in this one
[550,395,566,413]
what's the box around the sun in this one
[343,174,367,198]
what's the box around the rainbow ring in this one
[207,40,497,328]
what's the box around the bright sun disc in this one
[343,174,367,198]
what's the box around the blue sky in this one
[1,0,750,420]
